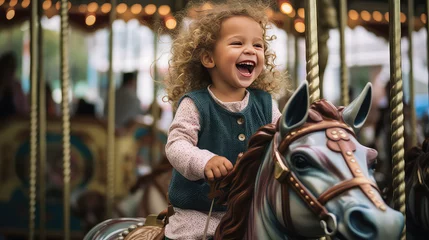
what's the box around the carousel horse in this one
[405,138,429,240]
[84,81,404,240]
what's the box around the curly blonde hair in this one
[165,0,289,109]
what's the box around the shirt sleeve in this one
[272,98,282,124]
[165,97,216,181]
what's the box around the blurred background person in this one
[105,71,145,128]
[0,51,29,117]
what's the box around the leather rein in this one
[272,120,385,236]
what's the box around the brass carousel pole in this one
[389,0,406,239]
[408,0,417,147]
[294,34,299,90]
[38,0,47,238]
[29,0,39,238]
[59,0,72,239]
[106,0,117,218]
[339,0,349,106]
[304,0,320,103]
[150,12,161,166]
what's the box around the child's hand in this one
[204,156,233,181]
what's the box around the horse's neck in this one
[245,141,290,240]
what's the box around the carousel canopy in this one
[0,0,427,37]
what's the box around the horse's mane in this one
[209,100,342,240]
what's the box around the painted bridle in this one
[272,119,385,236]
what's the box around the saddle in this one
[117,205,174,240]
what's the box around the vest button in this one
[238,152,244,158]
[238,134,246,141]
[237,117,244,125]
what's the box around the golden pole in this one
[408,0,417,147]
[339,0,349,106]
[37,1,47,238]
[389,0,406,239]
[60,0,72,239]
[106,0,117,218]
[304,0,320,103]
[29,0,39,238]
[150,13,161,166]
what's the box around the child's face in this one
[207,16,265,92]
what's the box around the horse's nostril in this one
[347,208,377,239]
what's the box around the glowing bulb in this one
[9,0,18,7]
[294,20,305,33]
[101,3,111,13]
[0,0,4,7]
[22,0,30,8]
[400,12,406,23]
[131,4,142,15]
[348,10,359,21]
[280,2,293,15]
[361,10,371,21]
[145,4,156,15]
[166,18,177,29]
[158,5,170,16]
[87,2,98,13]
[117,3,127,14]
[42,0,52,10]
[6,9,15,20]
[86,15,96,26]
[297,8,304,18]
[421,13,427,24]
[373,11,382,22]
[385,12,389,22]
[78,4,86,13]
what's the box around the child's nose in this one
[243,46,256,55]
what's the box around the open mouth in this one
[236,61,255,76]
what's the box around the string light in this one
[158,5,171,16]
[421,13,427,24]
[131,4,142,15]
[42,0,52,10]
[384,12,389,22]
[361,10,371,21]
[22,0,30,8]
[144,4,156,15]
[0,0,4,7]
[165,17,177,29]
[87,2,98,13]
[280,2,293,15]
[78,4,87,13]
[297,8,304,18]
[117,3,127,14]
[9,0,18,7]
[294,19,305,33]
[86,14,96,26]
[6,8,15,20]
[348,10,359,21]
[373,11,382,22]
[101,3,111,14]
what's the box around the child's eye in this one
[231,42,242,45]
[254,44,263,48]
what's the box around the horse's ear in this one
[280,81,309,138]
[342,83,372,132]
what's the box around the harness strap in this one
[317,177,379,205]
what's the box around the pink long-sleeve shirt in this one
[165,87,281,240]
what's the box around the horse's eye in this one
[292,154,311,170]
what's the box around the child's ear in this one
[200,51,215,68]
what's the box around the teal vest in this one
[168,88,272,211]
